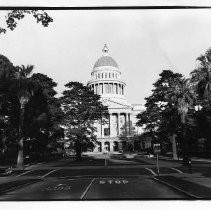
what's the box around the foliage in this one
[0,54,63,165]
[0,10,53,34]
[60,81,108,160]
[136,70,184,135]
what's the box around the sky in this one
[1,9,211,105]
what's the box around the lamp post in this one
[16,94,29,169]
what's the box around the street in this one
[0,154,211,200]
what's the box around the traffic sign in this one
[153,143,161,154]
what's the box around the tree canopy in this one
[0,10,53,35]
[60,81,108,160]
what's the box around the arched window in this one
[104,142,110,152]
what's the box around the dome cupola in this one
[88,44,126,102]
[93,44,119,69]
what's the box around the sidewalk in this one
[156,174,211,198]
[154,155,211,163]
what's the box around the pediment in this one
[101,98,132,110]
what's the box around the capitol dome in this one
[93,44,119,69]
[94,56,119,68]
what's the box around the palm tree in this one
[191,48,211,105]
[167,78,195,163]
[10,65,38,169]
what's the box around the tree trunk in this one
[75,141,82,161]
[17,138,24,169]
[16,103,25,170]
[171,134,178,160]
[182,123,189,166]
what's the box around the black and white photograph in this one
[1,0,211,204]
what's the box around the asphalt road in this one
[0,176,190,200]
[0,154,210,200]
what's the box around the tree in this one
[25,73,64,159]
[190,47,211,105]
[0,10,53,34]
[0,54,63,167]
[8,65,39,169]
[167,78,196,164]
[190,47,211,153]
[60,82,108,161]
[0,55,19,163]
[137,70,184,159]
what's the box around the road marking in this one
[145,168,157,176]
[171,168,183,173]
[80,178,95,199]
[16,170,33,177]
[99,179,129,184]
[58,175,143,179]
[40,169,59,178]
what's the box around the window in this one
[102,73,103,78]
[98,73,100,78]
[104,128,110,136]
[113,73,114,78]
[109,73,110,78]
[105,73,107,78]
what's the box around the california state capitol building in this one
[87,45,147,153]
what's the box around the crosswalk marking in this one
[41,169,60,178]
[145,168,157,176]
[171,168,183,173]
[16,170,33,177]
[80,178,95,199]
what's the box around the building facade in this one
[87,45,145,153]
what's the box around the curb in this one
[153,177,202,199]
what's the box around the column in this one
[110,141,114,152]
[109,114,111,136]
[125,113,128,135]
[98,83,100,94]
[117,113,120,135]
[95,84,97,94]
[101,117,104,137]
[100,83,102,94]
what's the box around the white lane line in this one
[41,169,59,178]
[80,178,95,199]
[145,168,157,176]
[16,170,33,177]
[171,168,183,174]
